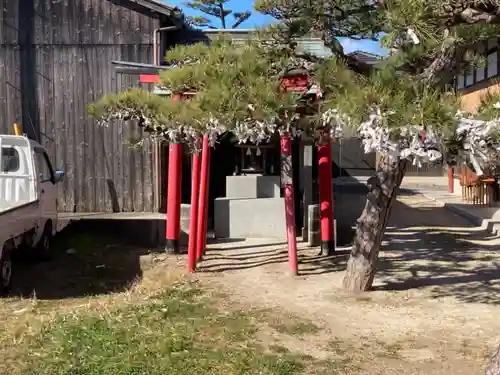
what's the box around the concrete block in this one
[301,143,313,241]
[214,197,286,239]
[225,175,281,199]
[180,203,191,234]
[307,204,320,247]
[452,177,462,197]
[307,204,338,249]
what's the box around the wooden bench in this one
[459,166,496,206]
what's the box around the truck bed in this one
[0,199,38,216]
[0,200,39,244]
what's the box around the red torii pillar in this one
[139,74,183,254]
[280,132,298,275]
[187,139,201,272]
[140,72,201,256]
[282,73,335,262]
[448,167,454,193]
[139,74,183,253]
[280,73,314,275]
[168,90,210,268]
[196,135,210,262]
[317,129,335,255]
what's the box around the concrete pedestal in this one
[214,197,286,239]
[226,175,280,199]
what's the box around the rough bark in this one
[342,155,407,292]
[486,343,500,375]
[436,0,500,25]
[418,38,462,86]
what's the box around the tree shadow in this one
[371,195,500,305]
[10,225,156,300]
[298,250,351,275]
[201,187,500,306]
[198,241,349,275]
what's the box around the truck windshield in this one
[1,147,20,172]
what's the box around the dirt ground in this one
[5,190,500,374]
[195,191,500,374]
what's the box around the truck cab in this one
[0,134,64,294]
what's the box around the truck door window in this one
[42,152,55,183]
[1,147,20,172]
[35,150,54,183]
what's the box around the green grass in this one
[0,232,359,375]
[6,282,311,375]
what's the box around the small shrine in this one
[214,138,284,239]
[234,143,276,175]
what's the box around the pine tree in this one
[90,2,500,293]
[255,0,500,293]
[88,37,301,146]
[89,4,500,371]
[184,0,251,29]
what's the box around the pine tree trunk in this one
[486,343,500,375]
[342,155,407,292]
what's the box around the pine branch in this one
[418,37,463,85]
[186,15,213,28]
[184,0,250,29]
[232,11,251,28]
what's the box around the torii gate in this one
[112,59,336,275]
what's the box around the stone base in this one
[214,197,286,239]
[226,175,281,199]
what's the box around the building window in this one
[466,69,474,86]
[488,50,498,78]
[455,40,499,89]
[1,147,20,173]
[457,73,465,89]
[476,43,485,82]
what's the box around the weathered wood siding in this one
[0,0,169,212]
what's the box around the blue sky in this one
[165,0,386,56]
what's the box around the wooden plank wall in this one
[0,0,164,212]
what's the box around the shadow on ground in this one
[200,187,500,306]
[10,223,158,300]
[375,224,500,305]
[371,189,500,305]
[10,186,500,306]
[198,240,351,276]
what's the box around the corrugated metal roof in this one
[200,30,384,65]
[346,51,382,65]
[295,39,334,58]
[202,31,335,58]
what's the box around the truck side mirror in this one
[54,170,65,183]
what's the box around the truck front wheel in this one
[0,246,12,296]
[35,221,52,261]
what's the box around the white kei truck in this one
[0,134,64,295]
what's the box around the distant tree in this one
[184,0,251,29]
